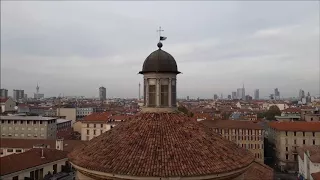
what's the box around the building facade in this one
[0,98,16,113]
[297,145,320,180]
[254,89,259,100]
[0,89,8,98]
[0,116,57,139]
[268,122,320,172]
[201,120,265,163]
[13,89,24,101]
[76,107,93,119]
[99,86,106,101]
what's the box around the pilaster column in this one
[168,78,172,107]
[156,78,160,107]
[145,78,149,107]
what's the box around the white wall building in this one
[0,97,16,113]
[297,145,320,180]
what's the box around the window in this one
[94,124,96,128]
[303,132,305,136]
[14,134,18,137]
[101,130,103,134]
[14,120,17,124]
[33,120,37,125]
[148,83,156,106]
[294,139,297,144]
[286,147,288,151]
[20,120,23,124]
[101,124,103,128]
[303,139,305,145]
[313,132,315,137]
[160,79,169,106]
[286,154,289,160]
[8,120,11,124]
[40,121,43,124]
[1,120,4,124]
[7,149,13,152]
[12,176,18,180]
[21,134,24,137]
[27,134,31,137]
[171,79,176,106]
[294,131,296,136]
[27,121,30,124]
[94,130,96,135]
[311,117,313,121]
[87,130,89,135]
[87,124,89,128]
[313,139,315,145]
[16,149,22,153]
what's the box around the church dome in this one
[139,42,181,74]
[68,112,255,179]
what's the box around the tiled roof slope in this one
[243,161,274,180]
[269,122,320,132]
[0,138,86,152]
[69,112,255,178]
[201,119,263,130]
[0,148,68,176]
[312,171,320,180]
[297,145,320,163]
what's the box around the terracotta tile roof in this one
[0,98,9,103]
[0,138,86,152]
[297,145,320,163]
[242,161,274,180]
[200,120,263,130]
[312,171,320,180]
[82,112,113,122]
[269,122,320,132]
[0,148,68,176]
[69,112,255,178]
[282,107,301,113]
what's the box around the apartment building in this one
[297,145,320,180]
[0,98,16,113]
[80,112,128,141]
[201,120,265,163]
[0,148,69,180]
[268,121,320,172]
[0,116,57,139]
[76,107,93,119]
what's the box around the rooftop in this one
[269,121,320,132]
[57,119,72,124]
[0,148,68,176]
[0,138,86,152]
[200,119,263,130]
[0,116,56,121]
[297,145,320,163]
[69,112,255,178]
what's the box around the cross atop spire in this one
[157,26,164,38]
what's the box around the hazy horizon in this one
[1,1,319,99]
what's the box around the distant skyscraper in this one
[13,89,24,101]
[213,94,218,100]
[299,89,305,100]
[254,89,259,100]
[242,84,246,100]
[187,96,189,100]
[237,88,242,99]
[227,95,231,100]
[99,86,107,101]
[274,88,280,100]
[0,89,8,98]
[232,92,237,99]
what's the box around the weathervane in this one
[157,26,167,42]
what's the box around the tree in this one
[265,105,281,120]
[178,106,193,117]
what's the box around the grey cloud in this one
[1,1,319,98]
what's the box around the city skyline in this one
[1,1,319,98]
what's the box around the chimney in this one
[56,138,64,151]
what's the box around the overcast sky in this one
[1,1,319,99]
